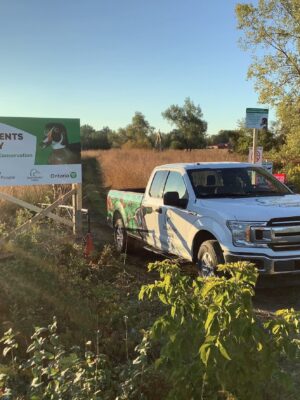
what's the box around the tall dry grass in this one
[0,185,66,219]
[83,148,245,189]
[0,149,243,218]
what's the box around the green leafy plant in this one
[0,317,114,400]
[136,260,300,400]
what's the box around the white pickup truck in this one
[107,162,300,276]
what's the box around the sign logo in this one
[30,168,41,178]
[28,168,42,181]
[248,147,263,164]
[70,172,77,179]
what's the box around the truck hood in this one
[196,194,300,222]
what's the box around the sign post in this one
[246,108,268,165]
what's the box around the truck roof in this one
[157,162,253,171]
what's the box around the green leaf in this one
[171,305,176,318]
[199,343,211,366]
[257,342,263,351]
[205,310,218,333]
[3,347,11,357]
[158,293,168,304]
[217,340,231,360]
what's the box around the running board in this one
[142,245,188,263]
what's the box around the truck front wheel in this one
[197,240,224,277]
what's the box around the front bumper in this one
[224,252,300,275]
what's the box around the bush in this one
[1,260,299,399]
[129,260,300,400]
[0,318,115,399]
[284,164,300,192]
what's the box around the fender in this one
[188,215,232,262]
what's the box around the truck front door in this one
[142,170,169,250]
[162,171,193,259]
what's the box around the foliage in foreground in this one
[0,317,114,399]
[127,261,300,400]
[1,261,300,399]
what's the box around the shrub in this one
[1,260,299,399]
[131,260,300,400]
[0,318,115,399]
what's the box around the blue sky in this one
[0,0,271,135]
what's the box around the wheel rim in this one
[199,252,215,277]
[115,223,124,251]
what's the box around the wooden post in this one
[72,183,82,237]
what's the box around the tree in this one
[207,130,239,147]
[80,124,96,150]
[236,1,300,167]
[80,125,113,149]
[236,0,300,106]
[232,119,278,154]
[116,112,153,149]
[94,127,112,149]
[162,98,207,149]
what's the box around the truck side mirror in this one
[163,191,180,207]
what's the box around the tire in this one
[113,214,127,253]
[197,240,224,277]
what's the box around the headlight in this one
[227,221,267,247]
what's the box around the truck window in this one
[188,167,291,198]
[149,170,169,198]
[164,172,188,200]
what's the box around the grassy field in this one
[83,148,245,189]
[0,148,241,213]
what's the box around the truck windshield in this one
[187,167,292,198]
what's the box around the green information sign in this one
[0,117,81,186]
[246,108,269,129]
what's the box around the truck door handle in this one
[155,207,162,214]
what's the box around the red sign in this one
[273,173,287,184]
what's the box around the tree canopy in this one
[236,0,300,106]
[236,0,300,166]
[117,112,153,149]
[162,98,207,149]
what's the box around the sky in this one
[0,0,272,136]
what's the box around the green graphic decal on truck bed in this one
[107,190,148,237]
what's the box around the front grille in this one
[266,216,300,252]
[269,244,300,252]
[268,216,300,226]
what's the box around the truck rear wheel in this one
[197,240,224,277]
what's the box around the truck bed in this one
[107,189,145,233]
